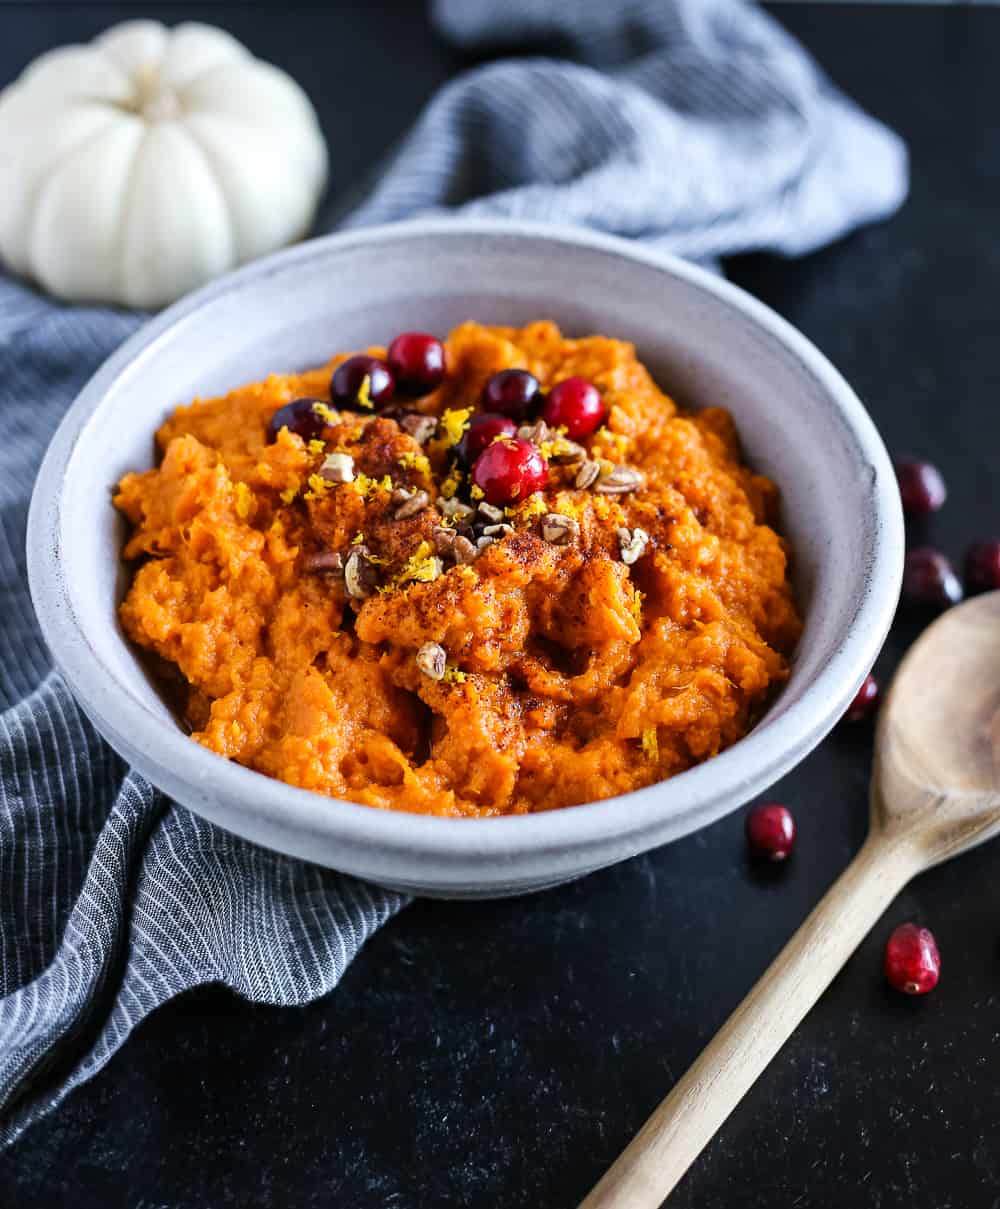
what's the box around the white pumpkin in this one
[0,20,328,307]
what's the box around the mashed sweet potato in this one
[114,321,801,817]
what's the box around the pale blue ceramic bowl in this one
[27,220,903,897]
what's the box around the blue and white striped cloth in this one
[0,0,906,1148]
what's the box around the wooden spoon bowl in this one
[875,590,1000,864]
[582,592,1000,1209]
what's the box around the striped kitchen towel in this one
[348,0,907,262]
[0,0,906,1148]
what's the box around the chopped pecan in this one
[618,527,650,566]
[451,535,477,564]
[437,498,475,520]
[415,641,447,681]
[318,452,355,483]
[399,414,438,445]
[393,489,430,520]
[344,548,378,598]
[476,502,505,524]
[541,513,580,545]
[430,525,456,553]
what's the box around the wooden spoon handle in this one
[579,834,921,1209]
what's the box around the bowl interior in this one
[31,223,901,892]
[70,228,869,729]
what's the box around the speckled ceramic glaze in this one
[27,221,903,898]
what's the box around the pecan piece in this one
[344,548,378,598]
[399,414,438,445]
[415,641,447,681]
[393,489,430,520]
[430,525,456,553]
[451,535,477,564]
[476,501,505,524]
[618,527,650,566]
[438,497,475,521]
[541,513,580,545]
[318,452,355,484]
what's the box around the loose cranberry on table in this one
[901,547,963,610]
[387,332,446,395]
[456,413,517,466]
[884,923,940,995]
[481,369,542,421]
[895,458,947,515]
[541,376,607,440]
[331,354,395,411]
[745,802,795,862]
[471,437,548,506]
[266,397,328,443]
[844,673,880,723]
[964,539,1000,595]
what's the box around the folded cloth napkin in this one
[349,0,907,261]
[0,0,906,1149]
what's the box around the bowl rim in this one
[27,218,903,862]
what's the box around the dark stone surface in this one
[3,4,1000,1206]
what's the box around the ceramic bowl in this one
[27,220,903,898]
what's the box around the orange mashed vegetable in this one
[115,321,801,817]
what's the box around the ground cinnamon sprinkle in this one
[114,320,801,817]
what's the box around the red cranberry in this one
[844,674,880,723]
[331,355,395,411]
[895,458,947,515]
[387,332,446,395]
[884,923,940,995]
[267,397,328,444]
[471,437,548,506]
[902,547,963,610]
[456,413,517,466]
[541,377,606,440]
[481,369,542,421]
[745,803,795,862]
[964,540,1000,595]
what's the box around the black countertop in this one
[3,4,999,1207]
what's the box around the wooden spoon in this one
[581,591,1000,1209]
